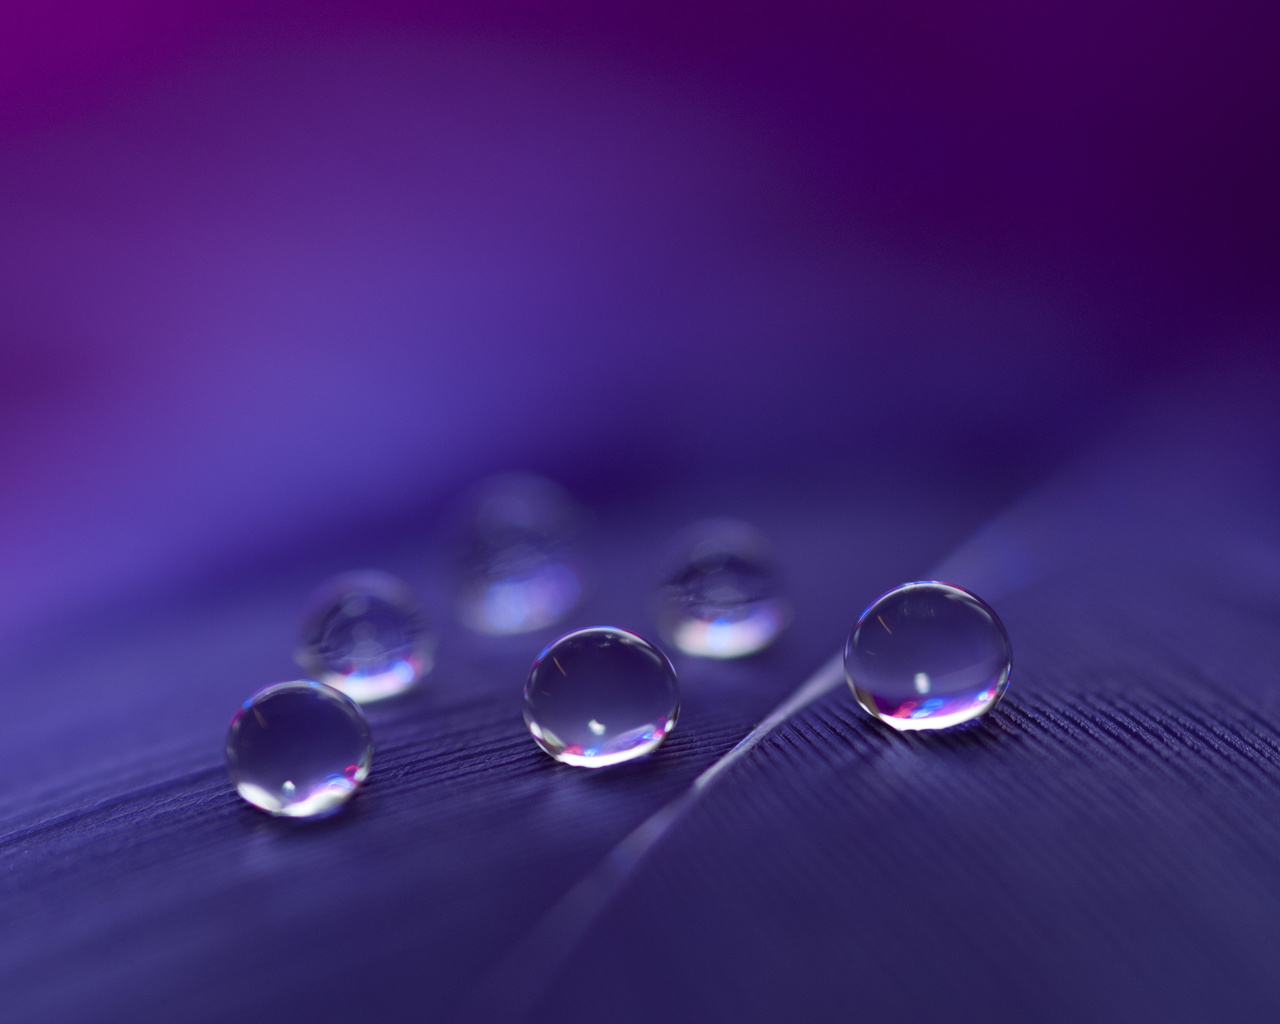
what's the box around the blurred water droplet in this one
[297,571,433,703]
[451,473,587,635]
[654,518,789,658]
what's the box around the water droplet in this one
[226,681,373,818]
[450,473,587,635]
[654,518,789,658]
[297,571,433,703]
[844,581,1011,731]
[524,627,679,767]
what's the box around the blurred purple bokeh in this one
[1,0,1277,638]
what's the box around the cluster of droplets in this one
[225,473,1014,817]
[223,474,591,818]
[228,570,432,819]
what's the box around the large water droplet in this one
[226,681,373,818]
[524,626,679,767]
[844,581,1011,731]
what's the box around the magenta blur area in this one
[1,3,1279,1023]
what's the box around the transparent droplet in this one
[844,581,1012,731]
[655,518,789,659]
[226,681,373,818]
[296,571,433,703]
[451,473,586,635]
[524,626,679,767]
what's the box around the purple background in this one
[2,7,1280,1021]
[2,0,1277,640]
